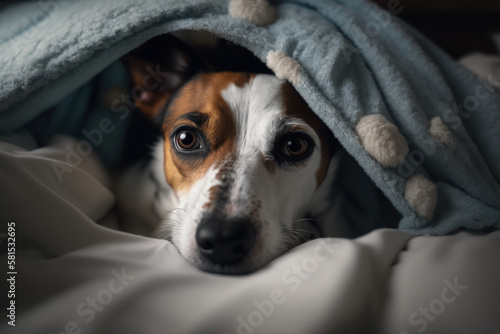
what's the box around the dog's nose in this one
[196,217,255,264]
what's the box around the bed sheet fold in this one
[1,133,499,334]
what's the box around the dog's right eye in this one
[174,128,201,151]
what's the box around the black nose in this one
[196,217,256,264]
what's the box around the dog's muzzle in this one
[195,216,256,264]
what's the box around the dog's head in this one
[123,35,338,274]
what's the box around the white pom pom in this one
[405,174,438,220]
[428,116,456,149]
[229,0,276,26]
[266,50,303,86]
[355,114,409,168]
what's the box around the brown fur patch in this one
[280,82,337,186]
[163,72,255,192]
[203,185,220,210]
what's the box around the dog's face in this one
[123,35,337,274]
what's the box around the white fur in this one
[220,75,323,263]
[356,114,409,168]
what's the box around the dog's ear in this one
[121,34,208,121]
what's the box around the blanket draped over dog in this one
[1,0,499,235]
[1,1,500,333]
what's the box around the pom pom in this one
[266,50,303,86]
[355,114,409,168]
[229,0,276,26]
[428,116,456,149]
[405,174,438,220]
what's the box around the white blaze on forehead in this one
[221,74,321,209]
[221,74,317,156]
[222,74,284,155]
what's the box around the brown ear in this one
[121,34,208,121]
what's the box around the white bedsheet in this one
[1,133,499,334]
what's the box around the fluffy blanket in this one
[1,0,500,333]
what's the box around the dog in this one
[116,34,340,274]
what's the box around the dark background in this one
[371,0,500,58]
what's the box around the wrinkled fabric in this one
[1,133,499,334]
[0,0,499,234]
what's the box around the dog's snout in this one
[196,217,255,264]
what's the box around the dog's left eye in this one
[274,132,314,165]
[284,137,309,156]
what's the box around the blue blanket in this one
[0,0,499,235]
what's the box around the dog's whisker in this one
[161,212,183,221]
[162,218,181,226]
[167,212,183,220]
[290,231,305,241]
[293,228,315,237]
[169,208,188,216]
[170,208,187,212]
[292,218,316,225]
[279,236,293,250]
[282,235,300,248]
[283,228,311,244]
[282,233,302,249]
[161,208,187,219]
[155,225,172,239]
[156,215,184,240]
[156,230,169,239]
